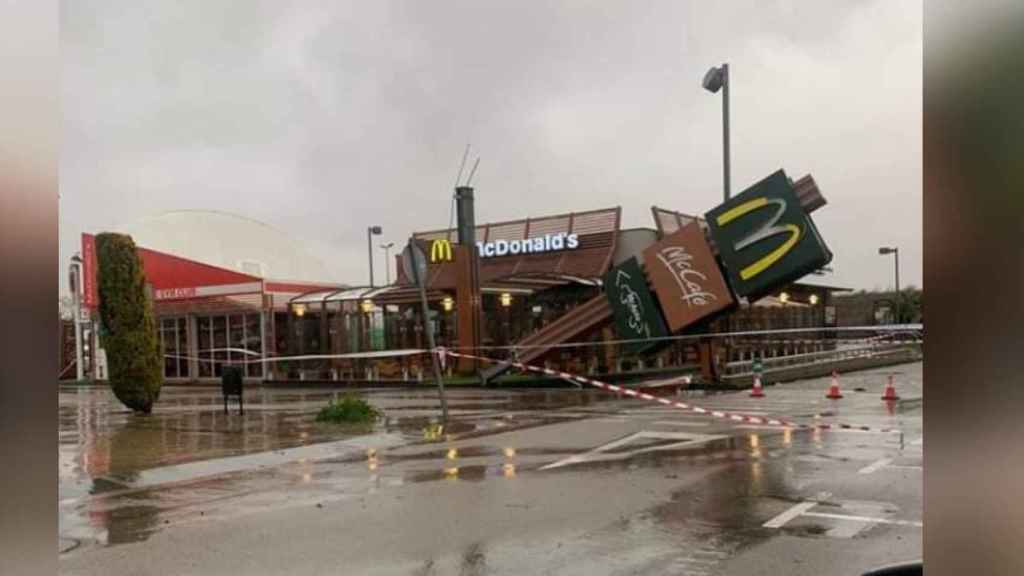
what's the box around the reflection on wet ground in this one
[59,364,922,572]
[59,384,619,550]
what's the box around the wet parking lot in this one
[59,364,922,575]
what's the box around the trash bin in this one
[221,365,244,414]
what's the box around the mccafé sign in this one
[643,222,734,332]
[430,233,580,262]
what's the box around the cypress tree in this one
[95,233,162,413]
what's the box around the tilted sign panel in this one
[705,169,833,300]
[643,222,735,332]
[603,257,668,354]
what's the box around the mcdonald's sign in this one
[430,238,454,262]
[705,170,832,300]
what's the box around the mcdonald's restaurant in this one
[283,169,850,384]
[65,169,849,385]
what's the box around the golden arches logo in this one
[716,197,802,281]
[430,239,454,262]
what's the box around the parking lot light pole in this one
[878,246,900,323]
[367,226,382,286]
[703,63,730,202]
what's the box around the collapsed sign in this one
[642,222,735,332]
[603,257,668,354]
[705,169,832,300]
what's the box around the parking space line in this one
[858,458,893,474]
[763,501,818,528]
[803,512,922,527]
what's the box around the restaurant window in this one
[159,316,190,379]
[245,313,262,378]
[177,317,190,378]
[212,316,227,377]
[197,316,212,378]
[161,318,178,378]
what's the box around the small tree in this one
[96,233,162,413]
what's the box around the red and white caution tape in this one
[444,349,903,434]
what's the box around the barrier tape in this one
[442,348,904,435]
[436,324,923,352]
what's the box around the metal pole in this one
[70,261,84,381]
[408,241,448,422]
[367,228,375,287]
[383,246,391,285]
[894,248,901,323]
[722,63,731,202]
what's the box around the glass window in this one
[245,313,262,378]
[197,316,212,378]
[229,314,244,366]
[177,317,190,378]
[212,316,227,377]
[161,318,179,378]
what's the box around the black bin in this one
[221,365,244,414]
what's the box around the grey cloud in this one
[60,0,921,292]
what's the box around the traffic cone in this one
[826,370,844,399]
[881,374,900,401]
[750,374,765,398]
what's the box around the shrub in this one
[316,395,382,424]
[96,233,162,414]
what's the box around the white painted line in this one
[540,430,726,471]
[763,501,818,528]
[858,458,893,475]
[734,424,788,430]
[653,420,711,427]
[803,512,922,528]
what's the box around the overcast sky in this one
[60,0,921,294]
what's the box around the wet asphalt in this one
[58,363,922,575]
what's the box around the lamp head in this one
[702,65,726,93]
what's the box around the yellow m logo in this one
[716,197,801,281]
[430,239,454,262]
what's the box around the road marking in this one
[540,430,726,471]
[803,512,922,527]
[734,424,791,431]
[858,458,893,474]
[653,421,711,427]
[888,464,923,471]
[763,501,818,528]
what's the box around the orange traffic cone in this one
[750,374,765,398]
[826,370,844,399]
[881,374,900,401]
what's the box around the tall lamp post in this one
[367,226,382,286]
[702,63,731,202]
[380,242,394,285]
[878,246,901,323]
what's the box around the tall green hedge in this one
[96,233,162,413]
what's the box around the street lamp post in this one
[367,226,382,286]
[380,242,394,285]
[878,246,901,323]
[703,63,730,202]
